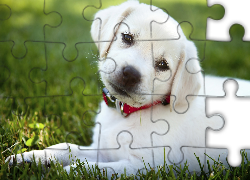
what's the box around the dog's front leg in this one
[6,143,98,167]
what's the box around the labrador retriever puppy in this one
[6,0,250,177]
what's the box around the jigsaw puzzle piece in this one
[206,79,250,167]
[187,24,250,95]
[91,100,169,150]
[45,0,121,61]
[153,146,207,173]
[0,0,60,59]
[97,131,154,177]
[153,146,229,174]
[149,22,206,113]
[158,22,206,112]
[207,0,250,41]
[27,77,100,126]
[149,25,205,113]
[152,96,224,165]
[83,0,130,62]
[89,0,142,58]
[84,0,140,69]
[150,21,206,87]
[204,25,250,81]
[161,68,204,114]
[0,41,46,115]
[29,43,100,96]
[146,3,173,41]
[151,0,224,40]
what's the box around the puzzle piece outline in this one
[2,0,250,177]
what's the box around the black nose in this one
[121,65,141,87]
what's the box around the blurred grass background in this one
[0,0,249,178]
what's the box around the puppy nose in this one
[122,65,141,87]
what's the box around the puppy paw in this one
[5,153,33,166]
[5,150,48,167]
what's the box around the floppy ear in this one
[90,1,139,58]
[170,40,202,113]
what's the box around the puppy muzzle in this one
[115,65,141,92]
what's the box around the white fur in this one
[6,1,250,177]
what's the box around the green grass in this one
[1,0,250,179]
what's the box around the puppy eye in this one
[156,59,170,71]
[121,33,134,45]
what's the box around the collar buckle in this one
[103,88,127,117]
[115,100,127,117]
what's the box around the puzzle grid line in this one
[1,0,250,173]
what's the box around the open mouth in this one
[109,82,130,97]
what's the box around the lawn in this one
[1,0,250,179]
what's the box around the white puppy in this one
[6,0,250,177]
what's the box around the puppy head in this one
[91,1,202,112]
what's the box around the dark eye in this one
[156,59,169,71]
[122,33,134,45]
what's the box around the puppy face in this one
[91,1,202,111]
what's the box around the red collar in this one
[102,88,170,117]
